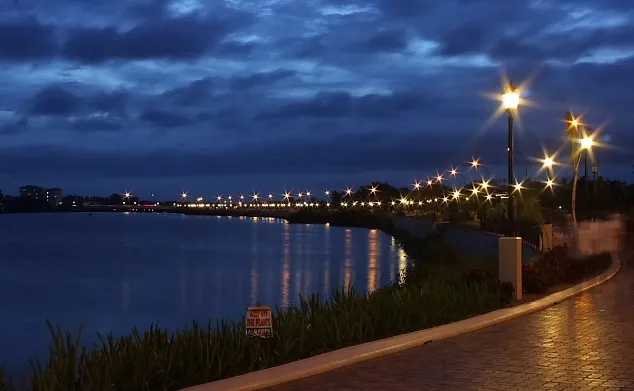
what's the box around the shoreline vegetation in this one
[0,209,613,391]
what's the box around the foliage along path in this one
[267,248,634,391]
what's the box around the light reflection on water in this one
[368,229,379,292]
[281,223,291,308]
[0,212,408,372]
[344,228,354,290]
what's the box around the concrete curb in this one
[181,253,621,391]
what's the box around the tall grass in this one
[0,264,506,391]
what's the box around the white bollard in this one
[499,237,523,300]
[542,224,553,252]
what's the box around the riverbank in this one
[0,210,616,391]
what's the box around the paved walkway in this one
[267,250,634,391]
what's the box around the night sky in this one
[1,0,633,199]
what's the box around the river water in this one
[0,212,407,371]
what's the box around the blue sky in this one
[1,0,633,198]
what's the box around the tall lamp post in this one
[503,82,520,237]
[592,162,599,213]
[581,136,594,219]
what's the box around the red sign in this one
[246,306,273,338]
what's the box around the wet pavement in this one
[266,248,634,391]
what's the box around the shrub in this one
[523,245,612,294]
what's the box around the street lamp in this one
[543,157,554,168]
[503,82,520,236]
[581,136,594,218]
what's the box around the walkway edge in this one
[181,253,621,391]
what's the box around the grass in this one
[0,222,509,391]
[0,274,506,391]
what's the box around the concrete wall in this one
[390,216,539,264]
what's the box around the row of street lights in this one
[119,79,601,235]
[501,80,600,236]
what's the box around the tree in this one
[109,193,123,205]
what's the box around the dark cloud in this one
[139,108,193,128]
[195,108,242,124]
[29,85,79,116]
[126,0,171,19]
[62,12,253,63]
[3,0,634,192]
[355,30,410,53]
[214,41,256,58]
[436,24,489,56]
[262,91,354,119]
[356,92,434,118]
[294,35,327,59]
[230,69,297,90]
[72,118,123,132]
[90,90,128,117]
[377,0,432,20]
[1,129,630,180]
[27,84,129,118]
[161,78,213,106]
[0,17,57,61]
[260,90,436,120]
[0,117,28,134]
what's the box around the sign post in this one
[246,306,273,338]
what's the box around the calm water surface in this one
[0,212,407,371]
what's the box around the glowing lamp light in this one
[545,178,555,189]
[543,157,554,168]
[268,194,273,199]
[513,182,524,192]
[502,89,520,110]
[427,180,433,186]
[450,168,458,176]
[413,181,421,190]
[370,185,379,194]
[325,190,330,196]
[581,137,594,150]
[345,187,353,196]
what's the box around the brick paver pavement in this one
[267,250,634,391]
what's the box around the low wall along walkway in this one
[390,216,539,263]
